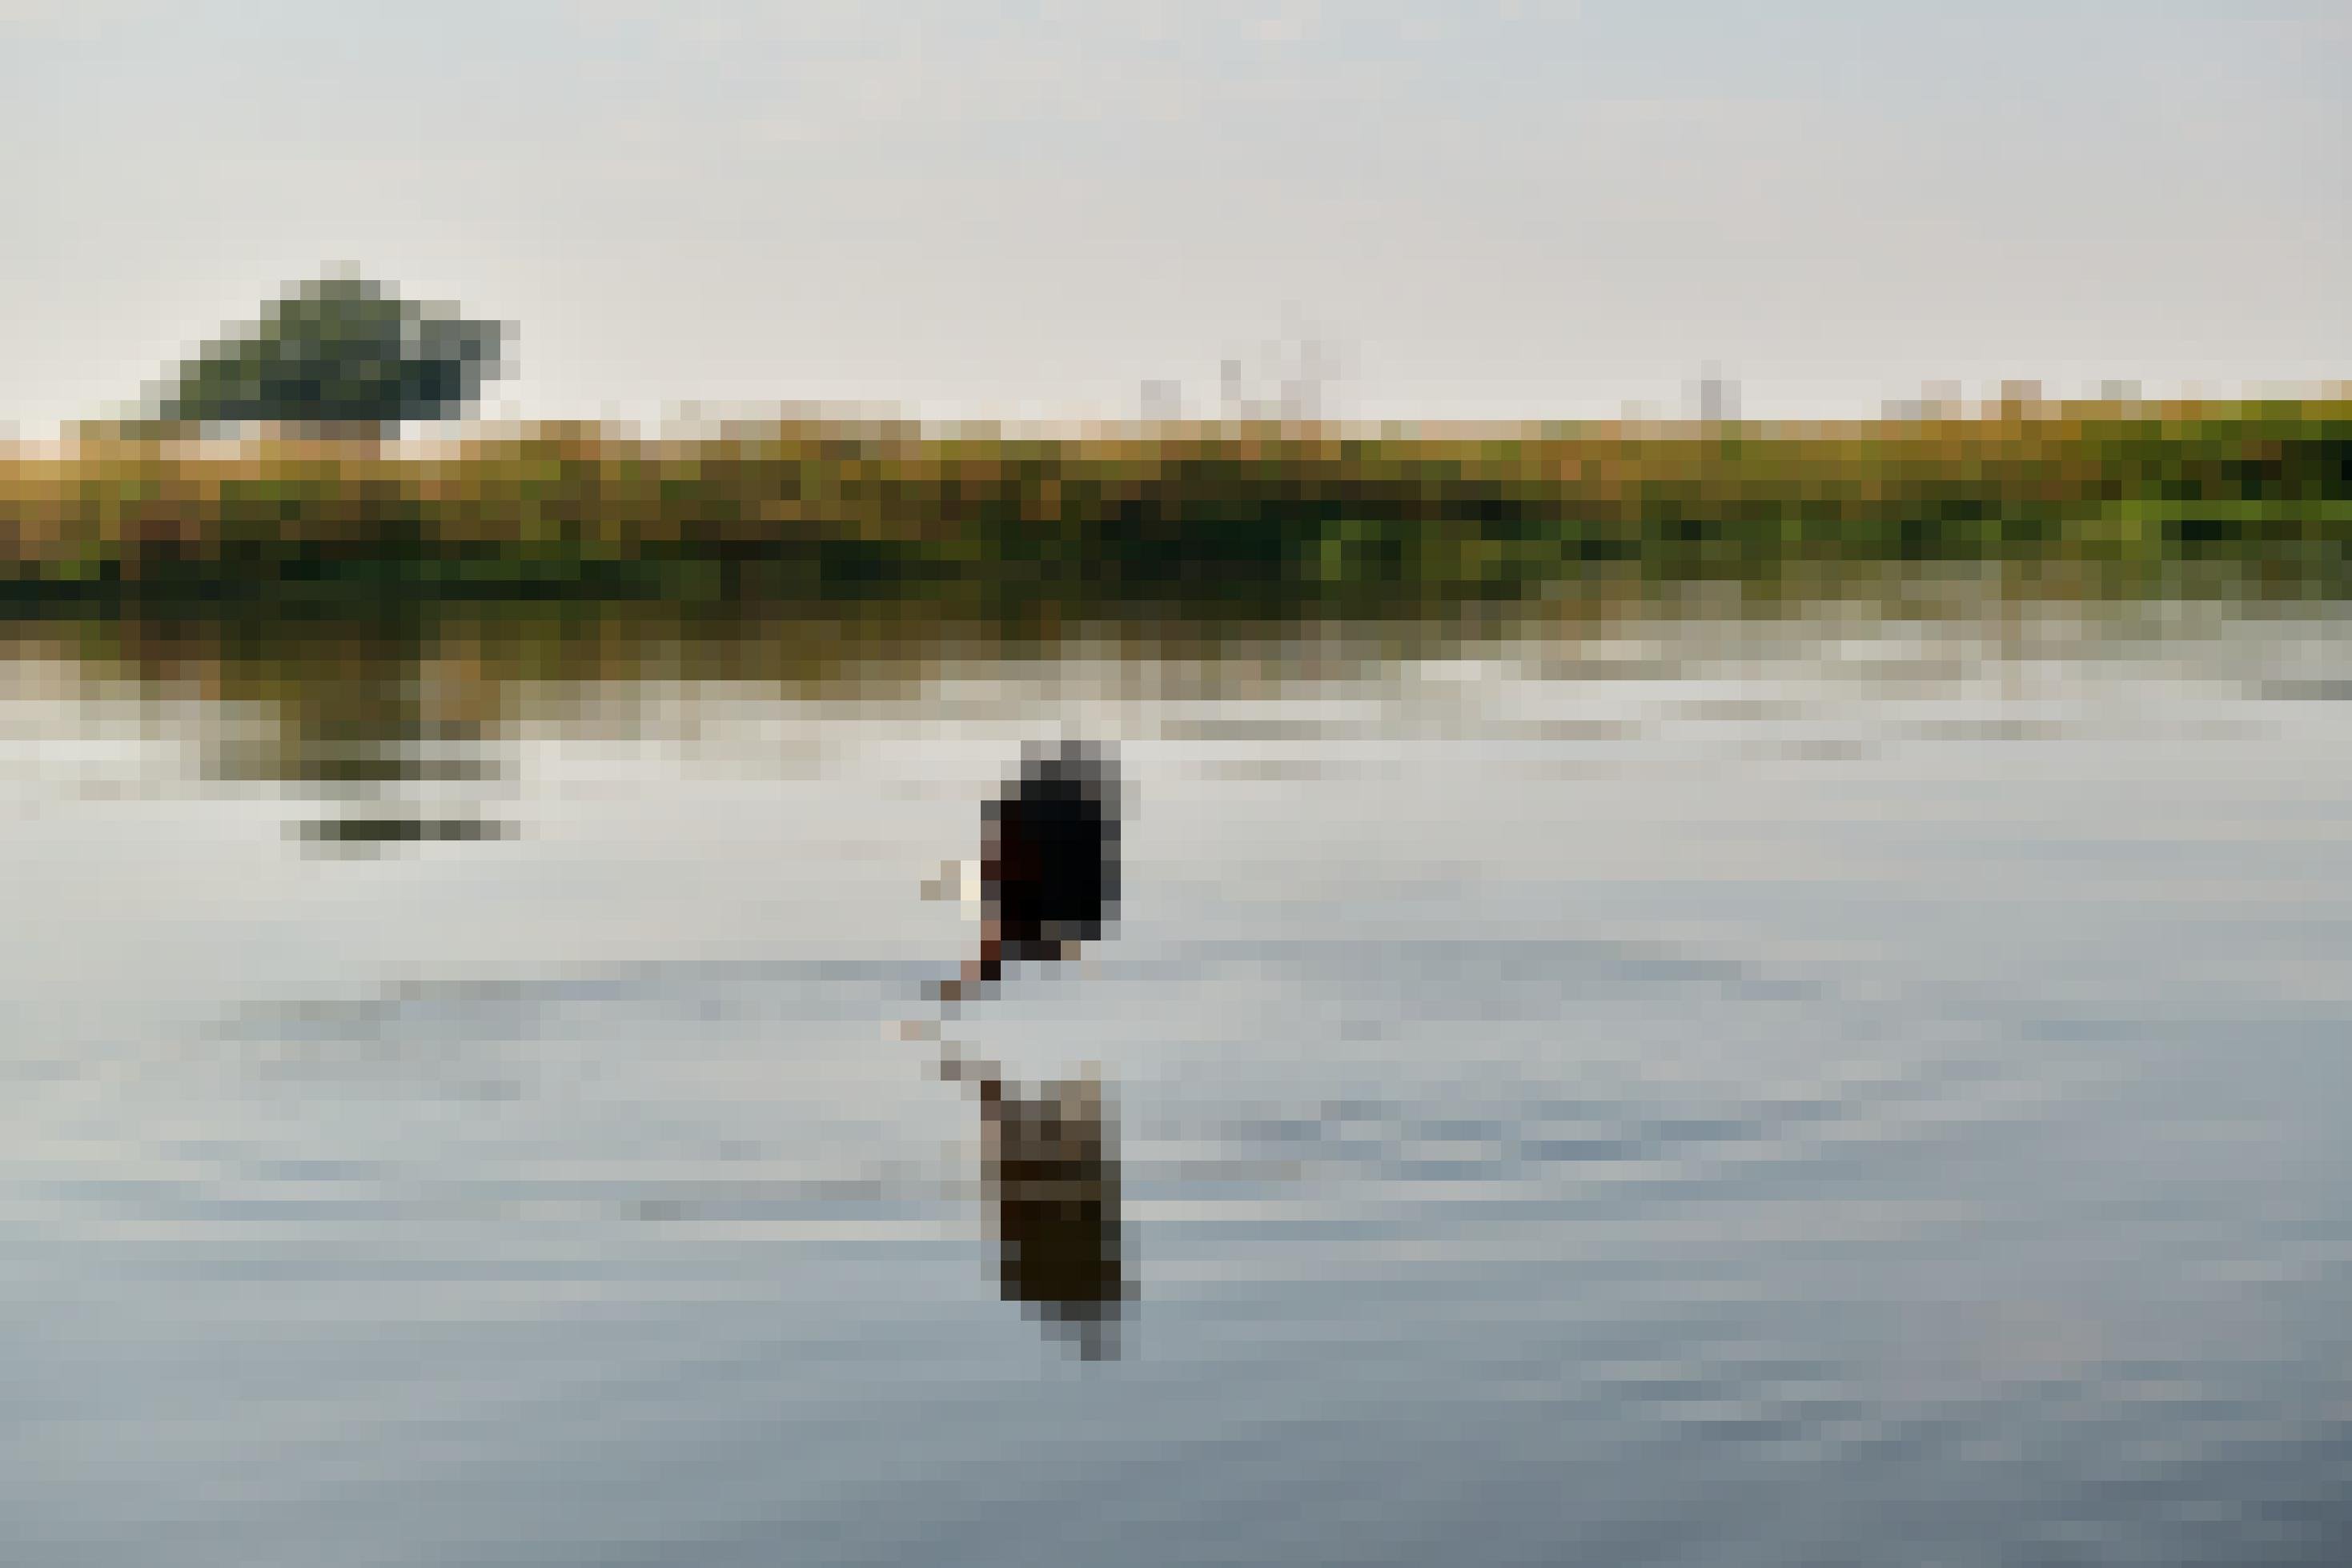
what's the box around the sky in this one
[2,0,2345,432]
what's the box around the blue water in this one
[0,608,2346,1566]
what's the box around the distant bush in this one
[145,271,508,438]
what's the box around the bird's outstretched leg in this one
[931,926,1005,1005]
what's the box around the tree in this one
[151,271,508,435]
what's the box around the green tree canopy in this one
[153,272,508,435]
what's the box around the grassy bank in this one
[3,399,2346,610]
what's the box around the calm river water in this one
[0,600,2346,1567]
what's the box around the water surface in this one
[1,601,2346,1566]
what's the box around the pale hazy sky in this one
[3,0,2344,431]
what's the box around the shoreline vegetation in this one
[2,398,2345,613]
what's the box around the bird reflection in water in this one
[925,740,1130,1359]
[941,1055,1126,1361]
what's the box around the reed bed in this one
[2,399,2345,608]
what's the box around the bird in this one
[934,739,1121,1005]
[922,738,1130,1356]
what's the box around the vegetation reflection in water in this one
[0,558,2321,834]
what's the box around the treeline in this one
[2,399,2346,608]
